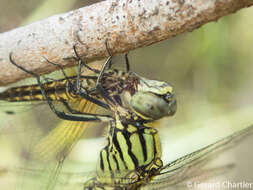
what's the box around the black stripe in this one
[112,154,120,170]
[99,151,104,171]
[6,88,66,101]
[138,129,148,162]
[120,118,129,129]
[112,132,128,170]
[105,147,112,171]
[113,95,122,106]
[122,130,139,168]
[152,135,157,156]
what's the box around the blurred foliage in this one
[0,0,253,189]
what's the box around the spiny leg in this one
[95,40,115,104]
[61,101,111,118]
[38,68,109,111]
[44,52,110,110]
[43,56,72,83]
[95,41,131,105]
[105,40,113,70]
[73,49,108,107]
[42,76,56,83]
[42,56,80,115]
[124,53,130,72]
[73,45,96,94]
[104,40,130,72]
[71,45,111,110]
[43,48,110,110]
[9,53,112,122]
[73,45,100,74]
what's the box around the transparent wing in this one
[57,125,253,189]
[141,124,253,189]
[0,166,95,190]
[2,124,252,190]
[29,99,100,190]
[0,61,111,190]
[0,97,105,190]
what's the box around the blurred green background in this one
[0,0,253,189]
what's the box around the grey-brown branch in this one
[0,0,252,86]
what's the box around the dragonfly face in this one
[98,70,177,121]
[130,73,176,120]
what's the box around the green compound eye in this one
[130,91,177,120]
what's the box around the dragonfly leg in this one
[42,50,110,110]
[78,90,110,110]
[9,53,112,122]
[94,41,115,104]
[42,76,56,83]
[95,40,132,105]
[104,40,130,71]
[43,56,72,83]
[95,61,114,104]
[73,45,100,74]
[105,40,113,69]
[61,100,111,119]
[71,45,111,110]
[124,53,130,72]
[61,101,86,114]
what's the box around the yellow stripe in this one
[116,132,135,170]
[100,149,109,172]
[129,133,144,165]
[153,130,162,158]
[108,152,117,171]
[127,125,137,133]
[143,132,154,166]
[113,146,126,171]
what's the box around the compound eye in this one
[130,91,171,120]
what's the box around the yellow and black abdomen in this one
[0,79,75,102]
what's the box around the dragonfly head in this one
[130,77,177,120]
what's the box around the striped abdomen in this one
[0,79,78,102]
[0,69,135,103]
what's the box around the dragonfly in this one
[78,61,253,189]
[82,77,177,190]
[0,43,177,190]
[1,44,253,189]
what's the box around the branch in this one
[0,0,252,86]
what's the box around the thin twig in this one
[0,0,252,86]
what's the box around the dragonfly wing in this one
[31,98,98,160]
[0,166,97,190]
[0,97,102,190]
[141,124,253,189]
[24,98,100,190]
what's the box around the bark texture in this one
[0,0,252,85]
